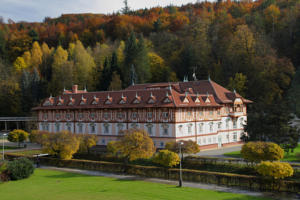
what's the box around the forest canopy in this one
[0,0,299,150]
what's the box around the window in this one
[103,112,108,119]
[90,123,96,134]
[160,142,164,148]
[199,111,203,116]
[208,137,211,144]
[178,125,183,134]
[42,123,49,131]
[117,112,124,119]
[78,123,83,133]
[197,139,201,145]
[218,122,222,129]
[199,123,203,133]
[233,132,237,142]
[117,123,124,134]
[162,124,169,136]
[209,109,213,115]
[66,113,71,120]
[90,113,95,119]
[226,119,230,129]
[103,123,109,134]
[43,113,48,120]
[131,123,138,129]
[147,124,153,135]
[187,111,192,117]
[132,112,137,119]
[233,120,237,129]
[217,110,220,115]
[55,113,61,120]
[55,123,60,132]
[102,139,106,145]
[239,118,244,128]
[209,122,213,132]
[147,112,153,119]
[162,112,169,118]
[78,113,83,120]
[188,124,192,134]
[66,123,71,132]
[203,138,206,144]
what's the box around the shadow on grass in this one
[44,172,90,179]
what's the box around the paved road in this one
[196,145,242,157]
[40,166,300,200]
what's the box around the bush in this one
[42,131,80,160]
[256,161,294,179]
[153,150,180,168]
[241,142,284,163]
[8,129,29,147]
[7,158,35,180]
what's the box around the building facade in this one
[33,80,252,149]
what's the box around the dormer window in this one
[91,96,99,105]
[57,96,64,106]
[133,93,141,104]
[105,94,112,105]
[80,95,87,105]
[205,97,211,103]
[163,97,171,103]
[147,92,156,104]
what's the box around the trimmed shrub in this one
[8,129,29,147]
[7,158,35,180]
[153,150,180,168]
[241,142,284,163]
[256,161,293,179]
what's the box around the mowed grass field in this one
[224,144,300,162]
[0,169,270,200]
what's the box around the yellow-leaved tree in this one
[8,129,29,147]
[112,129,156,162]
[77,134,97,154]
[42,131,80,160]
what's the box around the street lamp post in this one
[2,133,7,161]
[179,141,183,187]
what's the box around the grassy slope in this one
[0,169,269,200]
[224,144,300,162]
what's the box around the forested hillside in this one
[0,0,299,148]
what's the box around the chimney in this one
[72,85,78,93]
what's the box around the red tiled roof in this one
[33,80,252,111]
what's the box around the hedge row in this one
[5,153,300,193]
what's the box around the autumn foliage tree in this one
[111,129,156,162]
[42,131,80,160]
[8,129,29,147]
[165,140,200,157]
[77,134,97,154]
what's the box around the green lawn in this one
[224,144,300,162]
[0,146,21,150]
[5,149,43,156]
[0,169,270,200]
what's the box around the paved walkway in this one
[196,145,242,157]
[40,166,299,200]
